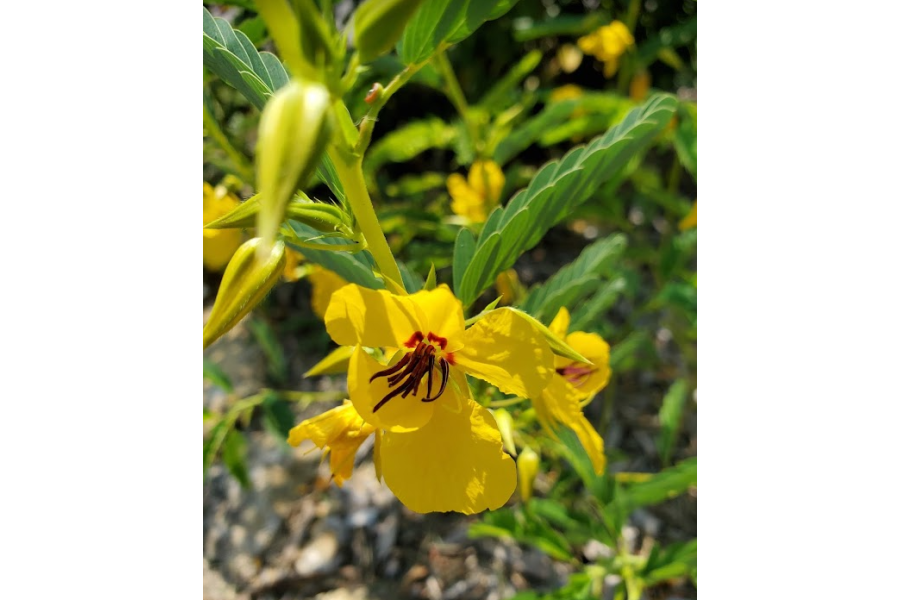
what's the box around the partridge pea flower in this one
[534,307,611,475]
[447,160,505,222]
[203,182,242,272]
[324,284,554,513]
[577,20,634,78]
[288,401,375,486]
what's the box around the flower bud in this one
[492,408,517,457]
[353,0,425,63]
[256,79,333,249]
[203,238,287,349]
[517,447,540,502]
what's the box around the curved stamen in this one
[370,335,451,412]
[422,358,449,402]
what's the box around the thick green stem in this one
[203,103,254,182]
[434,48,481,156]
[330,149,405,292]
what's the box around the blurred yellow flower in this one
[534,307,611,474]
[578,20,635,78]
[549,84,584,103]
[630,70,651,101]
[282,247,304,282]
[496,269,525,306]
[288,401,376,486]
[679,201,697,230]
[447,160,505,222]
[203,182,243,272]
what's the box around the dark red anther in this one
[370,339,451,412]
[556,364,596,388]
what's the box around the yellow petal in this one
[679,201,697,230]
[309,267,349,320]
[455,308,553,399]
[535,377,606,474]
[203,182,242,272]
[467,160,505,204]
[549,84,584,103]
[557,331,611,400]
[380,397,517,514]
[448,173,486,221]
[348,346,437,432]
[408,285,466,352]
[325,284,426,349]
[603,56,619,78]
[548,307,571,339]
[287,401,375,486]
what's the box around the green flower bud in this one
[353,0,425,63]
[256,79,333,248]
[203,238,287,349]
[517,447,540,503]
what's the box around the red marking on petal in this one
[427,332,448,349]
[444,352,456,365]
[404,331,424,348]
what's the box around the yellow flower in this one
[447,160,505,222]
[577,20,635,78]
[549,84,584,103]
[679,201,697,230]
[282,248,304,282]
[203,182,243,272]
[308,267,349,319]
[288,401,376,486]
[496,269,524,306]
[630,70,651,101]
[533,307,610,475]
[323,283,555,513]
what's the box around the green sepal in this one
[423,263,437,290]
[204,192,349,234]
[304,345,354,377]
[203,238,287,349]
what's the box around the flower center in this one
[369,331,452,412]
[556,363,597,388]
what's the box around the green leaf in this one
[657,379,689,466]
[494,100,576,166]
[424,263,437,290]
[247,317,288,385]
[637,17,697,65]
[315,152,347,205]
[262,393,296,440]
[452,227,476,294]
[203,358,233,393]
[222,430,252,488]
[569,277,627,332]
[288,221,384,290]
[203,420,229,478]
[612,458,696,512]
[399,262,425,292]
[520,234,626,322]
[477,49,542,111]
[457,95,678,306]
[399,0,519,65]
[511,12,606,42]
[673,101,697,180]
[203,7,290,111]
[364,118,458,174]
[642,539,697,586]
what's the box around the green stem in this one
[354,62,423,155]
[329,149,405,292]
[489,396,527,408]
[203,103,254,182]
[434,48,480,156]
